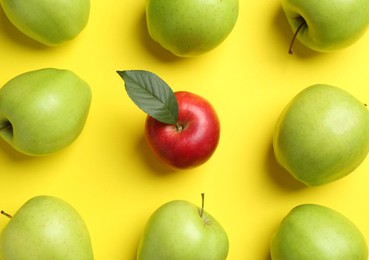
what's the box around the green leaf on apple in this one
[117,70,178,124]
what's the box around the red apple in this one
[117,70,221,169]
[145,91,220,169]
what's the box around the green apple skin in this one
[281,0,369,52]
[146,0,239,57]
[137,200,229,260]
[270,204,368,260]
[0,195,94,260]
[273,84,369,186]
[0,0,90,46]
[0,68,92,156]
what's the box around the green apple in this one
[273,84,369,186]
[0,0,90,46]
[0,195,94,260]
[281,0,369,53]
[0,68,92,156]
[146,0,239,57]
[137,194,229,259]
[270,204,368,259]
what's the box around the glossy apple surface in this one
[145,91,220,169]
[0,0,90,46]
[146,0,239,57]
[270,204,368,259]
[281,0,369,52]
[0,68,92,156]
[273,84,369,186]
[0,195,94,260]
[137,199,229,260]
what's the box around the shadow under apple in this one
[265,142,306,191]
[135,135,177,175]
[120,224,142,260]
[134,10,182,63]
[265,251,272,260]
[0,138,35,162]
[0,7,48,50]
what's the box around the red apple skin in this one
[145,91,220,169]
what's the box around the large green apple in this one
[137,195,229,259]
[0,68,92,156]
[270,204,368,259]
[0,0,90,46]
[0,195,94,260]
[281,0,369,53]
[273,84,369,186]
[146,0,239,57]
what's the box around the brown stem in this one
[1,210,12,218]
[200,193,205,218]
[289,20,306,54]
[176,123,183,131]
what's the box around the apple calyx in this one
[175,122,186,132]
[0,120,12,132]
[1,210,12,218]
[117,70,179,125]
[288,19,307,54]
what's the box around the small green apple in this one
[0,0,90,46]
[0,195,94,260]
[270,204,368,259]
[146,0,239,57]
[281,0,369,53]
[273,84,369,186]
[137,194,229,260]
[0,68,92,156]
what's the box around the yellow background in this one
[1,1,369,259]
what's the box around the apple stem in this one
[288,20,306,55]
[1,210,12,219]
[200,193,205,218]
[175,123,184,132]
